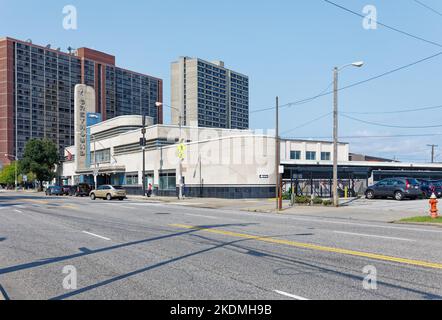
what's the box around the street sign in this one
[177,143,186,160]
[93,168,99,176]
[259,174,269,179]
[279,165,284,174]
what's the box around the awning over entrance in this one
[75,166,126,175]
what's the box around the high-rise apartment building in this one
[0,37,163,165]
[171,57,249,130]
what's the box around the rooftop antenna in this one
[67,46,76,55]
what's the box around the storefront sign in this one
[74,85,95,170]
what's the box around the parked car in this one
[365,178,422,201]
[61,185,73,196]
[69,183,92,197]
[45,185,64,196]
[418,179,442,198]
[89,185,127,201]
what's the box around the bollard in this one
[430,193,439,219]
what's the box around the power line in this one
[323,0,442,48]
[251,82,333,114]
[339,51,442,90]
[342,103,442,115]
[342,114,442,128]
[413,0,442,17]
[251,51,442,114]
[283,133,442,139]
[281,112,332,135]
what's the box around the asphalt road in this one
[1,191,442,300]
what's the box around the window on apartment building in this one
[321,152,331,161]
[306,151,317,161]
[290,151,301,160]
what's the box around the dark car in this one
[69,183,92,197]
[418,179,442,198]
[61,185,73,196]
[365,178,422,201]
[45,186,63,196]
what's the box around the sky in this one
[1,0,442,162]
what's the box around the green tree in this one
[0,162,18,186]
[19,139,59,191]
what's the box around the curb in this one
[392,221,442,228]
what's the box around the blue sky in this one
[1,0,442,162]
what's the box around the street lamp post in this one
[91,134,98,191]
[4,153,18,191]
[156,102,184,200]
[141,115,147,197]
[333,61,364,207]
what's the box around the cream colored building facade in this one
[61,115,349,198]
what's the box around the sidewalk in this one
[127,195,431,222]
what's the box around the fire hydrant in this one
[430,193,439,219]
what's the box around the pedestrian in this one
[147,183,153,197]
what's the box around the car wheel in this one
[394,191,404,201]
[106,194,112,201]
[366,190,375,200]
[118,197,124,201]
[90,193,96,200]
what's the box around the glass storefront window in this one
[125,173,139,186]
[159,172,176,190]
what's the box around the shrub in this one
[323,200,333,206]
[295,196,310,204]
[312,197,323,205]
[282,192,291,200]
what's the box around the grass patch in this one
[400,216,442,223]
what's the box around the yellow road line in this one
[170,224,442,270]
[23,199,49,205]
[60,205,78,210]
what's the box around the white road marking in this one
[182,212,220,220]
[333,231,415,242]
[14,209,23,213]
[168,202,204,206]
[273,290,309,300]
[82,231,111,241]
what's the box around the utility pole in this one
[333,67,339,207]
[428,144,438,163]
[92,135,98,190]
[275,96,281,211]
[178,110,183,200]
[141,115,147,197]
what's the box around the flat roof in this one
[282,160,442,169]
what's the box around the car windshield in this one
[406,179,420,185]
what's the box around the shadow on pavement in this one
[52,226,442,300]
[193,233,442,300]
[0,223,256,278]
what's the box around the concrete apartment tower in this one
[171,57,249,129]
